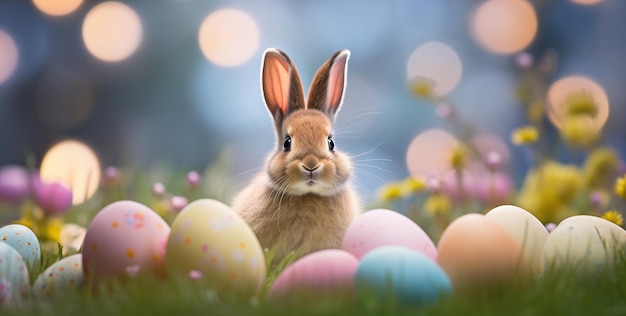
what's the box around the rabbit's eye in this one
[283,135,291,152]
[327,137,335,151]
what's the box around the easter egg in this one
[559,215,626,245]
[269,249,358,299]
[33,254,83,298]
[485,205,548,274]
[165,199,266,295]
[355,246,451,306]
[341,209,437,260]
[0,242,30,306]
[0,224,41,271]
[82,200,170,282]
[437,213,525,290]
[541,220,619,274]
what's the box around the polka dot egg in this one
[33,254,83,298]
[0,242,30,306]
[0,224,41,271]
[82,200,171,282]
[165,199,266,296]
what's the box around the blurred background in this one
[0,0,624,204]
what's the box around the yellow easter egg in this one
[165,199,266,296]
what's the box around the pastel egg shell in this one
[541,220,617,274]
[341,209,437,260]
[33,254,83,299]
[436,213,526,291]
[485,205,548,275]
[0,242,30,306]
[355,246,451,306]
[559,215,626,246]
[268,249,358,298]
[165,199,266,295]
[82,200,170,282]
[0,224,41,271]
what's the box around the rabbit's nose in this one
[301,164,319,172]
[301,156,320,172]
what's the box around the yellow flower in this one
[449,144,468,170]
[563,91,597,117]
[43,218,63,243]
[378,182,403,202]
[601,210,623,227]
[527,100,545,123]
[615,176,626,200]
[559,116,599,148]
[402,177,426,195]
[409,78,435,99]
[583,147,619,189]
[423,193,451,217]
[511,126,539,145]
[517,161,583,223]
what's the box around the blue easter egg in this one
[0,242,30,306]
[0,224,41,271]
[355,246,452,306]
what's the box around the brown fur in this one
[231,49,360,263]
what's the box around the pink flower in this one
[473,172,514,206]
[32,175,73,216]
[170,196,188,212]
[186,171,201,189]
[103,166,121,187]
[515,52,534,69]
[0,165,31,203]
[152,182,166,199]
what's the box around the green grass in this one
[5,247,626,316]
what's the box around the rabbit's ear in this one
[262,49,305,124]
[307,49,350,121]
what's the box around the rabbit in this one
[231,48,361,264]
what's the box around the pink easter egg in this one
[82,200,170,282]
[341,209,437,261]
[268,249,358,298]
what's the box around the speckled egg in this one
[341,209,437,261]
[165,199,266,296]
[560,215,626,245]
[82,200,170,282]
[0,242,30,306]
[269,249,358,299]
[33,254,83,298]
[542,219,619,274]
[437,213,526,291]
[485,205,548,275]
[0,224,41,271]
[355,246,451,306]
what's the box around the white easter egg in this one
[0,242,30,306]
[542,220,616,274]
[485,205,548,274]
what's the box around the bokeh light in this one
[547,75,609,131]
[32,0,83,16]
[35,71,93,130]
[0,30,18,85]
[406,42,463,96]
[198,9,260,67]
[82,1,142,62]
[40,140,101,205]
[570,0,603,5]
[406,129,460,179]
[470,0,538,54]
